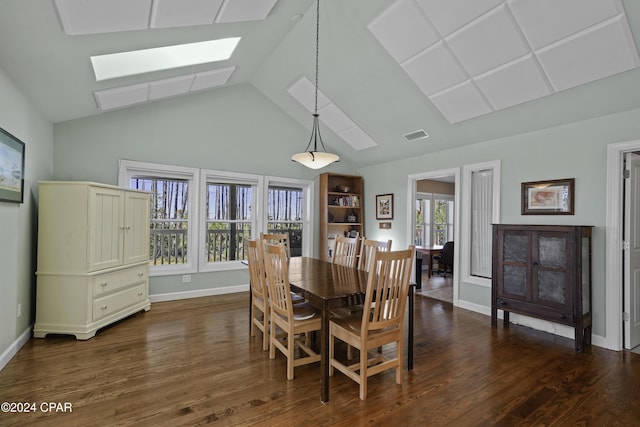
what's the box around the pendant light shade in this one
[291,0,339,169]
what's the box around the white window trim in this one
[461,160,501,287]
[264,176,314,257]
[199,169,264,273]
[118,159,200,277]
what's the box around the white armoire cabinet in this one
[34,182,151,340]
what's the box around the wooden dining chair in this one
[245,237,270,351]
[261,232,291,259]
[357,238,392,272]
[263,242,321,380]
[333,235,360,268]
[329,245,415,400]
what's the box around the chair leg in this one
[262,311,269,351]
[329,332,334,376]
[250,303,256,337]
[395,339,402,384]
[269,320,276,360]
[359,348,368,400]
[287,328,295,380]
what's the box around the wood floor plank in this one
[1,292,639,426]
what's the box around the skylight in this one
[90,37,241,81]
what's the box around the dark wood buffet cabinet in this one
[491,224,593,352]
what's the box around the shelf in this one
[328,222,362,226]
[328,205,361,209]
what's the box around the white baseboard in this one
[150,284,249,303]
[456,299,606,349]
[0,326,32,371]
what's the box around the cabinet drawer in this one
[93,284,147,321]
[92,266,147,297]
[495,297,573,325]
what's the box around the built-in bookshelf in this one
[319,173,364,262]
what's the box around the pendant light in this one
[291,0,339,169]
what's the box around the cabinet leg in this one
[503,311,509,327]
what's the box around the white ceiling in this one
[1,0,640,168]
[369,0,639,123]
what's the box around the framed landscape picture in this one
[376,193,394,220]
[0,126,26,204]
[521,178,574,215]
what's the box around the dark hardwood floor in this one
[1,292,639,426]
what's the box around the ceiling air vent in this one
[403,129,429,142]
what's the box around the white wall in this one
[359,107,640,343]
[0,66,53,367]
[53,83,359,297]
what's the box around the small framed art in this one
[376,193,394,220]
[521,178,574,215]
[0,126,26,204]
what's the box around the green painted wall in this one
[358,107,640,339]
[53,83,359,297]
[0,66,53,359]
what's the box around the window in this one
[120,161,313,275]
[415,193,454,246]
[200,170,262,272]
[205,182,253,262]
[462,161,500,286]
[266,177,313,258]
[119,160,199,276]
[267,185,304,257]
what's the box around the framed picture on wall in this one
[521,178,574,215]
[0,126,26,204]
[376,193,394,220]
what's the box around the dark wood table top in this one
[288,257,368,301]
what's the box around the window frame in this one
[118,159,200,277]
[264,176,314,258]
[199,169,263,273]
[461,160,501,287]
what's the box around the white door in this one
[624,152,640,349]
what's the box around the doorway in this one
[407,169,460,306]
[605,140,640,351]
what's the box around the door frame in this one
[606,139,640,350]
[407,168,460,306]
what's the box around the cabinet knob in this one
[138,292,143,296]
[100,282,108,287]
[125,226,131,230]
[101,305,108,310]
[560,314,567,320]
[499,299,507,306]
[138,272,144,277]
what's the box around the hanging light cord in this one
[308,0,328,154]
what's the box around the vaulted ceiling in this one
[1,0,639,168]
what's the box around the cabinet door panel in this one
[538,236,566,269]
[503,234,527,263]
[88,187,123,271]
[124,191,150,265]
[503,265,527,297]
[537,270,567,305]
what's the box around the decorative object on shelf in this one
[521,178,575,215]
[376,193,394,220]
[291,0,339,170]
[328,212,334,223]
[335,185,350,193]
[347,211,357,223]
[0,126,26,204]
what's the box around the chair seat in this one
[293,302,320,321]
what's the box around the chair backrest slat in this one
[333,235,360,268]
[261,232,291,260]
[357,238,392,272]
[363,246,415,332]
[263,242,293,319]
[246,237,267,300]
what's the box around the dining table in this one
[415,245,443,288]
[287,257,415,403]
